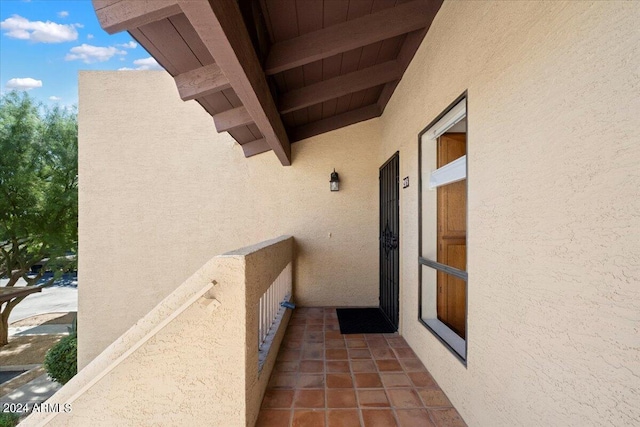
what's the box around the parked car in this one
[30,254,77,274]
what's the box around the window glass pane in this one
[419,99,468,362]
[423,99,466,141]
[420,134,437,260]
[421,265,466,359]
[436,132,466,272]
[421,266,466,339]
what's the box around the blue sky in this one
[0,0,164,107]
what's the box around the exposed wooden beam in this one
[93,0,122,10]
[290,104,381,142]
[93,0,182,34]
[240,138,271,157]
[174,63,231,101]
[265,0,433,75]
[128,28,179,75]
[178,0,291,166]
[377,30,425,114]
[279,61,401,114]
[377,0,442,112]
[213,106,254,133]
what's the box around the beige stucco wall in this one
[24,237,293,427]
[78,71,380,365]
[381,1,640,426]
[78,1,640,425]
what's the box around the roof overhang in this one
[92,0,442,165]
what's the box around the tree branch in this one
[4,296,26,315]
[24,267,45,285]
[38,276,57,288]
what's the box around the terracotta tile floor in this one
[256,307,467,427]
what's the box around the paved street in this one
[0,273,77,323]
[1,273,76,409]
[0,373,61,407]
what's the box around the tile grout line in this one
[261,308,463,426]
[323,315,328,426]
[379,334,400,425]
[347,320,366,427]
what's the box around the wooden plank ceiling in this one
[92,0,442,166]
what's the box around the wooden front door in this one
[379,152,399,330]
[437,133,467,338]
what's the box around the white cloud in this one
[65,44,126,64]
[118,57,164,71]
[87,33,94,39]
[132,57,162,70]
[6,77,42,90]
[58,11,69,18]
[49,96,61,101]
[118,41,137,49]
[0,15,79,43]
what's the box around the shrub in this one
[0,412,20,427]
[44,333,77,385]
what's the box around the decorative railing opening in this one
[258,262,292,370]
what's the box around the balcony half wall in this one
[23,236,294,427]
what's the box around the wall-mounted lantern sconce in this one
[330,169,340,192]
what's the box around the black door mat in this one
[336,307,397,334]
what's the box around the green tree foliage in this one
[0,91,78,346]
[44,332,77,385]
[0,412,21,427]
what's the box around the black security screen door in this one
[379,152,400,330]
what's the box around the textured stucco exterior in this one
[78,71,380,365]
[380,1,640,426]
[24,237,293,427]
[75,1,640,425]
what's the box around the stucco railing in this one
[22,236,294,427]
